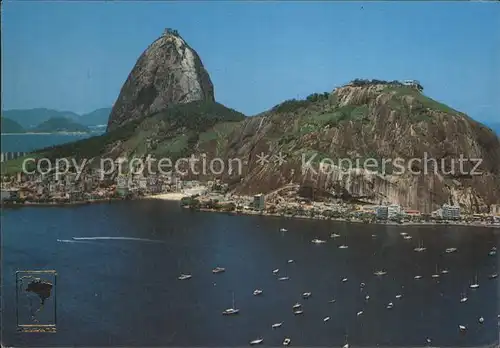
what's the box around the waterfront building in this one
[442,204,461,220]
[376,206,389,220]
[1,189,19,201]
[404,209,421,216]
[491,204,500,216]
[254,194,266,211]
[388,204,402,219]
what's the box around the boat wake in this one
[71,237,165,243]
[57,239,95,244]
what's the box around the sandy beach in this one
[144,192,188,201]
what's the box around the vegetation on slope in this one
[1,117,25,133]
[34,101,246,161]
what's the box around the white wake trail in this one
[72,237,165,244]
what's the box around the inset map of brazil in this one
[16,270,57,333]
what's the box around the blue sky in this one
[2,1,499,122]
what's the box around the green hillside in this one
[1,117,25,133]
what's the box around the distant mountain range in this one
[1,107,111,131]
[32,117,90,133]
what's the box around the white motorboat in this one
[280,228,288,232]
[212,267,226,274]
[222,308,240,315]
[441,269,450,274]
[458,325,467,332]
[287,259,294,263]
[404,235,413,240]
[292,303,302,310]
[395,294,402,299]
[178,274,192,280]
[293,310,304,315]
[331,233,341,238]
[253,289,263,296]
[278,276,289,281]
[338,244,349,249]
[488,273,498,279]
[414,275,423,280]
[460,293,468,303]
[283,338,291,346]
[312,239,327,244]
[360,282,366,288]
[302,292,312,299]
[445,247,457,253]
[323,316,330,322]
[356,311,363,316]
[387,302,394,309]
[250,338,264,345]
[272,322,283,329]
[479,317,484,324]
[273,269,280,275]
[400,232,408,237]
[489,250,497,256]
[328,299,336,303]
[374,270,387,276]
[342,278,348,283]
[365,295,370,300]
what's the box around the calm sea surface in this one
[1,200,499,347]
[1,133,103,153]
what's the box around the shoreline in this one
[2,194,499,229]
[190,207,500,229]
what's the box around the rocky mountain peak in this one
[106,29,215,131]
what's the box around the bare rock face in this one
[107,29,215,131]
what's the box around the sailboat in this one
[469,273,479,289]
[404,235,413,240]
[222,292,240,315]
[431,265,440,279]
[342,335,349,348]
[445,247,457,254]
[414,239,426,252]
[460,291,468,303]
[250,338,264,345]
[280,228,288,232]
[338,236,348,249]
[331,233,341,238]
